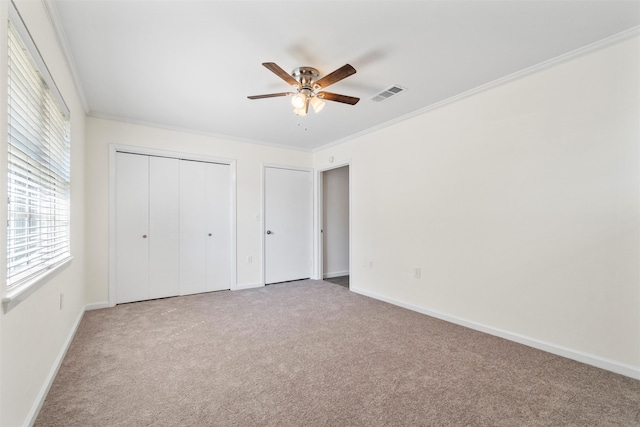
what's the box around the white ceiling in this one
[50,0,640,151]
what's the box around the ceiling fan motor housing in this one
[292,67,319,90]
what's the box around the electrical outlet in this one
[59,293,64,310]
[414,268,421,279]
[247,256,253,264]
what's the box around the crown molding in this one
[88,112,314,153]
[41,0,89,113]
[314,26,640,153]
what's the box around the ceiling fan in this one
[247,62,360,116]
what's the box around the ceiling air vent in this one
[370,85,407,102]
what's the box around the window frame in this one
[3,1,72,312]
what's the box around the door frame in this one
[314,160,351,281]
[108,144,237,306]
[262,163,314,286]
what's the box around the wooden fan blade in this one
[247,92,293,100]
[314,64,356,89]
[262,62,299,87]
[317,91,360,105]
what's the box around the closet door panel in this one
[180,161,208,295]
[149,156,181,299]
[205,163,231,291]
[116,153,150,303]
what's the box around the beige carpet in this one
[36,280,639,426]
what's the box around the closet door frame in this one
[108,144,237,307]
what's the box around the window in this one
[6,3,71,297]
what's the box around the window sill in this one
[3,257,74,313]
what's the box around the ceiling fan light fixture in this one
[310,96,325,113]
[293,106,308,116]
[291,92,307,108]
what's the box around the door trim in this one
[262,163,314,286]
[314,160,352,281]
[108,144,237,306]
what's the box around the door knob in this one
[142,234,147,238]
[208,233,212,236]
[266,230,272,235]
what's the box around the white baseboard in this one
[26,307,85,427]
[234,282,264,291]
[323,270,349,279]
[350,286,640,380]
[85,301,111,311]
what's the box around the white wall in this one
[323,166,349,278]
[85,117,313,304]
[314,36,640,376]
[0,1,87,425]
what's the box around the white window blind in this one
[6,11,71,292]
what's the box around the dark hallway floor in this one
[323,275,349,288]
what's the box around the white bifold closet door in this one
[180,160,231,295]
[115,153,231,304]
[116,153,180,303]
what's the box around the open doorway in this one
[321,165,350,288]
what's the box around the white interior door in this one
[180,160,208,295]
[148,156,180,299]
[115,152,150,303]
[114,151,232,304]
[180,160,231,295]
[116,153,181,303]
[264,167,312,284]
[205,162,231,291]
